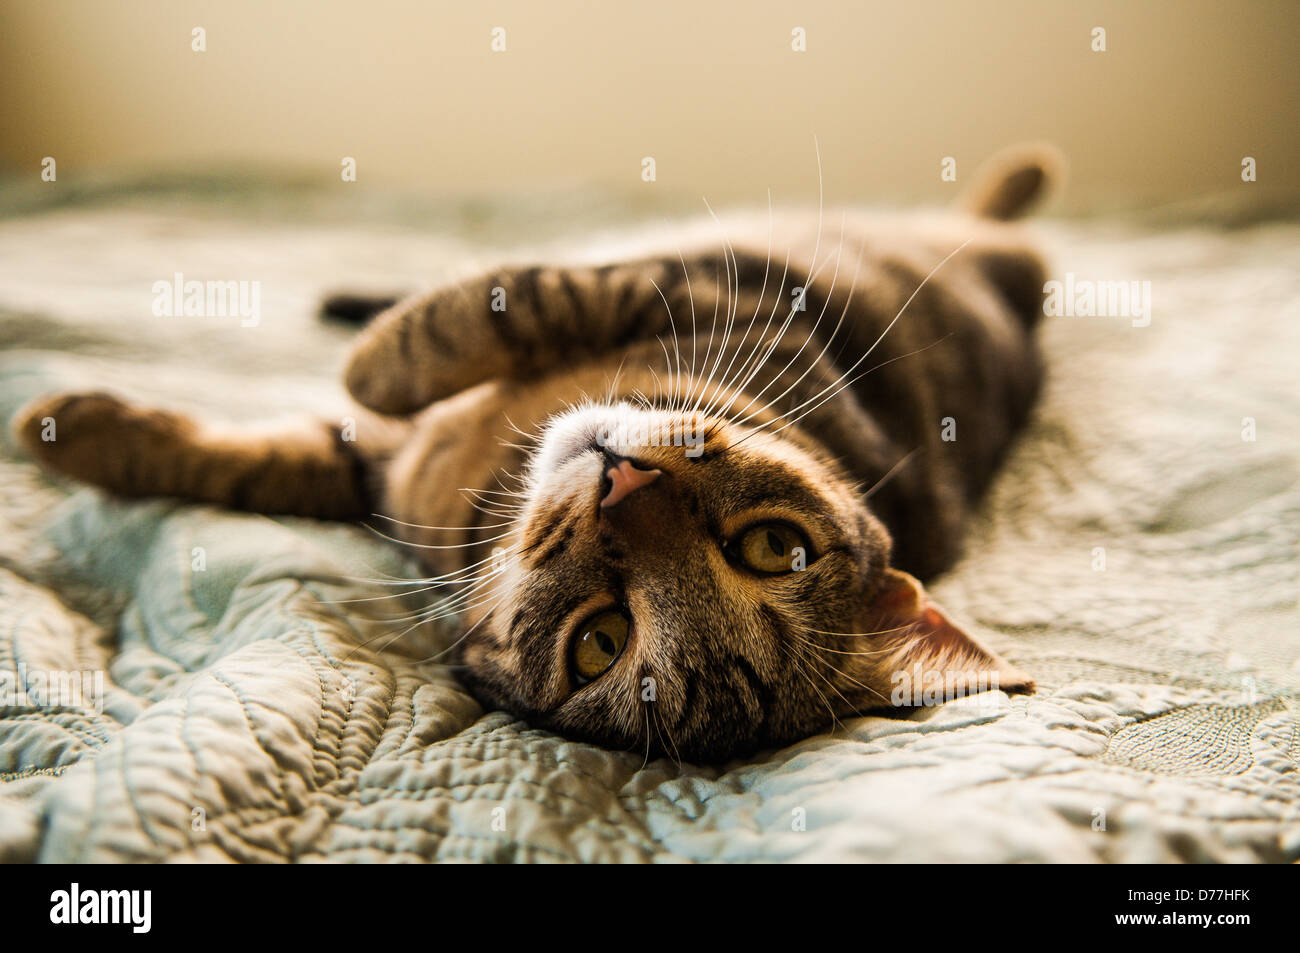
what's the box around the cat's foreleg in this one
[341,258,708,415]
[12,392,398,520]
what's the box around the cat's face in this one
[458,402,1028,762]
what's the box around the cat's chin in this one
[527,402,709,487]
[526,406,606,485]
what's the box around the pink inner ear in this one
[866,569,1035,699]
[921,606,967,652]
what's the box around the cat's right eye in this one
[733,522,808,574]
[570,610,630,686]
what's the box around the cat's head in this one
[457,401,1032,762]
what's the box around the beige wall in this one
[2,0,1296,209]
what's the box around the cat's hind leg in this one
[11,392,390,520]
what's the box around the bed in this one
[0,175,1296,862]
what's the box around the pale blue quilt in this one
[0,180,1296,862]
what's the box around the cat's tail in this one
[319,291,405,325]
[959,143,1065,221]
[11,392,407,520]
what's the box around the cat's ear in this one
[959,142,1064,221]
[851,568,1033,708]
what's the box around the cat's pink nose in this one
[600,459,662,508]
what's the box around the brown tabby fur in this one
[14,146,1061,761]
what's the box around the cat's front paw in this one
[14,391,121,454]
[11,391,189,494]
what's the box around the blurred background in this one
[2,0,1297,212]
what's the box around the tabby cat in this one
[14,147,1059,761]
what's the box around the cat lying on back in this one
[15,146,1059,761]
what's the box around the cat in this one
[13,145,1059,762]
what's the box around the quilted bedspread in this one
[0,178,1296,863]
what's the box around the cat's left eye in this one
[570,610,630,686]
[735,523,807,574]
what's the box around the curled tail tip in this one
[319,291,402,325]
[961,143,1066,221]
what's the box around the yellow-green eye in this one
[737,523,807,574]
[571,610,630,685]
